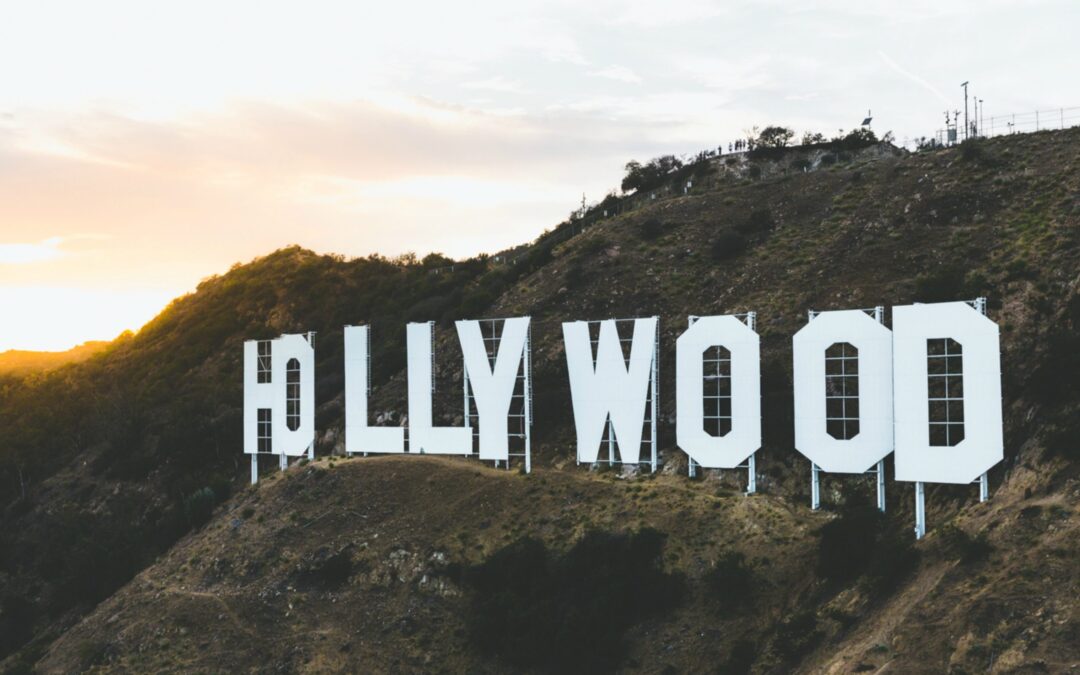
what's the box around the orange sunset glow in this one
[2,0,1076,350]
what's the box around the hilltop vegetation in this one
[0,342,109,378]
[2,128,1080,672]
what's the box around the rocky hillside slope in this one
[2,128,1079,673]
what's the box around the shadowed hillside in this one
[2,128,1079,673]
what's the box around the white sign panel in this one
[793,310,893,474]
[893,302,1003,484]
[344,325,405,454]
[562,317,657,464]
[407,321,472,455]
[243,333,314,457]
[456,317,530,461]
[676,315,760,469]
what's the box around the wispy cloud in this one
[589,66,642,84]
[462,76,530,94]
[877,51,950,106]
[0,237,66,264]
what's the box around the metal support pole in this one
[874,305,887,514]
[746,453,756,494]
[463,357,470,447]
[524,322,533,475]
[688,315,697,479]
[915,481,926,539]
[650,318,659,473]
[811,462,821,510]
[251,454,258,485]
[747,311,756,494]
[979,472,988,502]
[279,453,287,471]
[608,420,616,467]
[304,331,316,464]
[876,460,886,512]
[962,82,969,141]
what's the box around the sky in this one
[1,0,1077,350]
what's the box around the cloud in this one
[462,77,530,94]
[0,236,67,264]
[877,51,951,106]
[589,66,642,84]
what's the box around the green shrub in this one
[958,138,999,166]
[721,640,757,674]
[704,551,756,615]
[817,504,919,595]
[564,263,587,289]
[464,529,684,673]
[183,487,217,528]
[775,611,822,661]
[579,236,610,257]
[1042,417,1080,461]
[639,218,664,240]
[710,231,748,261]
[736,209,775,236]
[940,526,994,564]
[913,265,967,302]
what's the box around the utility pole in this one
[980,99,985,138]
[961,81,969,140]
[973,94,978,137]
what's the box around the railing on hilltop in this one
[917,106,1080,149]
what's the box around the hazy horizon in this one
[2,0,1078,350]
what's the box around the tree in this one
[756,125,795,148]
[801,131,826,145]
[621,161,644,193]
[832,128,878,150]
[620,155,684,194]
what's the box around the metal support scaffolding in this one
[686,313,756,493]
[583,317,660,472]
[805,307,885,510]
[462,318,533,473]
[911,297,991,537]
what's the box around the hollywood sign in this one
[244,300,1002,538]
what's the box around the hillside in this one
[2,128,1079,673]
[0,342,108,377]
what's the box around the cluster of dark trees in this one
[619,125,890,195]
[619,149,715,194]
